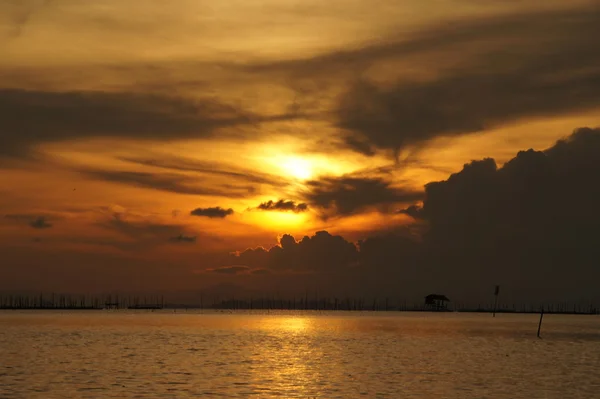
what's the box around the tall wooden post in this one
[537,308,544,338]
[493,285,500,317]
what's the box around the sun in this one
[282,156,313,180]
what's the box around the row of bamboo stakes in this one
[0,293,597,314]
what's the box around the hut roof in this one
[425,294,450,302]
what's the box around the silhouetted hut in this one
[425,294,450,311]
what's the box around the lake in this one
[1,311,599,398]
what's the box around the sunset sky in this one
[2,1,600,303]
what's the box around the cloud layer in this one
[250,7,600,155]
[4,7,599,160]
[0,89,258,157]
[83,170,256,198]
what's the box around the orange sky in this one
[1,0,600,297]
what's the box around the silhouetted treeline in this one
[0,293,163,310]
[1,293,597,314]
[209,297,598,314]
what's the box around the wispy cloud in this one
[118,155,284,186]
[82,170,256,198]
[169,234,197,244]
[206,265,251,275]
[2,0,53,39]
[96,212,197,250]
[0,88,294,158]
[5,214,55,229]
[29,216,52,229]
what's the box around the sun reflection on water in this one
[280,316,311,333]
[249,316,323,397]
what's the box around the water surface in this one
[1,311,599,398]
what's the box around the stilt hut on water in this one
[425,294,450,311]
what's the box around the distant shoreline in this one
[1,307,598,315]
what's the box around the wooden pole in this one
[493,285,500,317]
[537,308,544,338]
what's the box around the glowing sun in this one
[282,156,313,180]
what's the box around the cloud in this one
[82,170,256,197]
[228,231,358,272]
[226,229,420,279]
[226,247,270,269]
[3,7,597,161]
[207,266,251,275]
[190,207,234,218]
[242,6,600,155]
[119,155,285,187]
[216,127,600,303]
[341,24,592,154]
[397,204,424,219]
[5,214,55,229]
[256,199,308,213]
[304,176,422,217]
[29,216,52,229]
[169,234,197,244]
[2,0,53,39]
[392,127,600,297]
[336,9,600,154]
[419,127,600,233]
[97,212,196,250]
[0,88,290,158]
[250,268,271,275]
[356,231,420,278]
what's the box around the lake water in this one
[1,311,599,398]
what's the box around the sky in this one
[1,0,600,305]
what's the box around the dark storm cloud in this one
[226,229,419,276]
[118,156,284,186]
[416,127,600,237]
[336,9,600,154]
[244,7,600,155]
[356,231,420,274]
[256,199,308,213]
[304,176,423,216]
[223,127,600,304]
[0,88,286,158]
[394,127,600,300]
[228,231,358,272]
[228,247,270,269]
[82,170,256,197]
[397,205,424,219]
[190,207,234,218]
